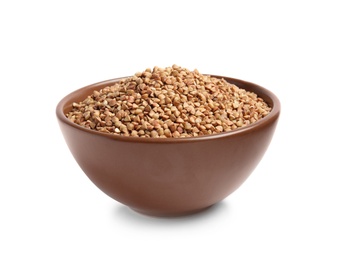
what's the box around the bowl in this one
[56,75,280,216]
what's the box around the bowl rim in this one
[56,75,281,143]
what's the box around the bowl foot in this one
[130,204,214,218]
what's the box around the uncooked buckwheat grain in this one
[66,65,271,138]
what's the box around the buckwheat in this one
[67,65,271,138]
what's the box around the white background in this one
[1,0,344,259]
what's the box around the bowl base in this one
[130,204,214,218]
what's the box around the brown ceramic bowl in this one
[56,75,280,216]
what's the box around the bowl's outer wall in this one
[57,76,280,216]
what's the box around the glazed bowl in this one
[56,75,280,216]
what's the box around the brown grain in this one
[66,65,271,138]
